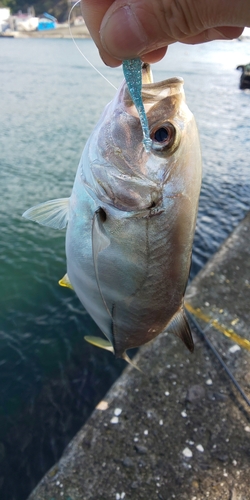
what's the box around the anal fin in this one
[167,306,194,352]
[84,336,114,353]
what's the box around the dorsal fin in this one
[22,198,69,229]
[58,273,74,290]
[167,305,194,352]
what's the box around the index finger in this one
[81,0,121,66]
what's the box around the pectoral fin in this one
[22,198,70,229]
[84,336,114,353]
[59,273,74,290]
[167,306,194,352]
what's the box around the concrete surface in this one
[28,214,250,500]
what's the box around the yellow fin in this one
[84,336,114,353]
[58,273,74,290]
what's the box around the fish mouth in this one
[142,76,184,99]
[142,63,153,84]
[121,62,184,112]
[142,62,184,89]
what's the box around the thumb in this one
[99,0,247,60]
[100,0,172,60]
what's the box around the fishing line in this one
[68,0,117,90]
[186,310,250,408]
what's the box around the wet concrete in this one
[28,214,250,500]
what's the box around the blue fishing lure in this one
[122,58,152,152]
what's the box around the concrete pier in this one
[28,214,250,500]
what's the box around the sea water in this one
[0,38,250,500]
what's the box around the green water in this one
[0,38,126,499]
[1,38,250,500]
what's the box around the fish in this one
[23,62,202,363]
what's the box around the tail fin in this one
[167,306,194,352]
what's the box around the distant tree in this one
[0,0,17,11]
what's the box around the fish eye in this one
[151,122,176,151]
[154,127,169,142]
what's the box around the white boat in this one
[239,27,250,39]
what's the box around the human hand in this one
[81,0,248,67]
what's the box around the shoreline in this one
[0,25,91,39]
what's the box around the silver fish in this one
[23,64,202,362]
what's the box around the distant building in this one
[14,12,39,31]
[37,13,57,31]
[0,7,10,32]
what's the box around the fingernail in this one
[100,5,148,58]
